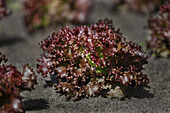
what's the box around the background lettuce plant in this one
[0,52,37,113]
[23,0,92,32]
[147,4,170,57]
[111,0,170,13]
[0,0,11,19]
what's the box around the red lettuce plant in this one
[37,18,149,101]
[0,52,37,113]
[147,4,170,57]
[23,0,92,32]
[111,0,170,13]
[0,0,11,19]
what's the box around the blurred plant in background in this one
[23,0,92,32]
[0,0,11,19]
[37,18,149,101]
[0,52,37,113]
[147,4,170,57]
[111,0,170,13]
[6,0,21,11]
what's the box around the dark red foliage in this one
[23,0,92,31]
[0,52,37,113]
[37,18,149,100]
[147,4,170,57]
[111,0,170,13]
[0,52,7,63]
[0,0,11,19]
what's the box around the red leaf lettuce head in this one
[23,0,92,32]
[0,52,37,112]
[147,4,170,57]
[37,18,149,100]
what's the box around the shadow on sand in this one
[23,99,49,111]
[124,86,154,99]
[0,34,25,47]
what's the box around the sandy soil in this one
[0,0,169,113]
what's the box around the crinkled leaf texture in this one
[0,52,37,113]
[37,18,149,101]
